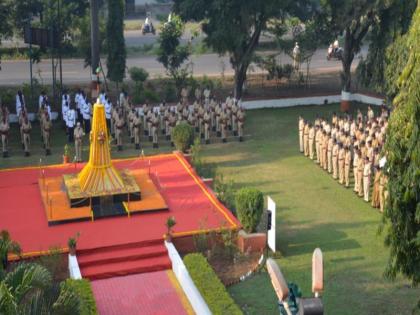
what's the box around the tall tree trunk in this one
[341,27,355,93]
[234,63,247,100]
[90,0,100,76]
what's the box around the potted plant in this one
[165,216,176,242]
[68,232,80,256]
[63,144,70,164]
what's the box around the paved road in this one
[0,47,366,86]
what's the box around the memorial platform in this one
[0,152,240,259]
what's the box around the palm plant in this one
[0,263,81,315]
[0,230,21,272]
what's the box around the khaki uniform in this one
[169,115,177,145]
[303,124,309,156]
[43,119,52,152]
[198,106,205,136]
[315,129,321,163]
[357,158,364,197]
[371,170,381,208]
[152,115,159,147]
[22,120,32,154]
[353,154,359,193]
[299,118,304,152]
[237,110,245,141]
[115,116,125,148]
[332,143,339,179]
[231,103,238,135]
[308,127,315,160]
[220,111,227,142]
[338,147,345,184]
[133,115,142,148]
[322,136,328,170]
[203,111,211,144]
[344,150,351,187]
[363,161,371,202]
[128,110,136,140]
[327,137,333,173]
[379,174,388,213]
[74,126,84,162]
[0,120,9,155]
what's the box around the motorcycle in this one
[327,47,343,61]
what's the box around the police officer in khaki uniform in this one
[203,110,211,144]
[338,143,345,184]
[0,116,9,157]
[115,113,125,151]
[43,114,52,155]
[220,110,228,143]
[298,116,304,153]
[327,133,333,173]
[169,112,177,147]
[22,117,32,156]
[152,113,159,148]
[237,108,245,142]
[133,111,142,150]
[128,108,136,143]
[379,171,388,213]
[344,145,351,187]
[74,122,85,162]
[332,138,339,179]
[357,153,364,197]
[308,123,315,160]
[363,157,371,202]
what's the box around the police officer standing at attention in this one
[43,114,52,155]
[0,115,9,158]
[66,105,76,143]
[74,122,85,162]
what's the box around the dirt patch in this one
[207,251,262,286]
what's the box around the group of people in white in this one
[299,105,389,212]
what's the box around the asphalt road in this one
[0,47,366,86]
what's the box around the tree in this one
[0,263,81,314]
[174,0,315,99]
[0,0,14,67]
[156,14,191,89]
[320,0,390,107]
[382,2,420,287]
[106,0,126,85]
[356,0,416,94]
[0,230,21,274]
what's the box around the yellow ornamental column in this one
[78,100,125,194]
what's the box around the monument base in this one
[39,169,168,225]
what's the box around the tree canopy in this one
[382,1,420,286]
[174,0,316,99]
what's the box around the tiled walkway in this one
[91,270,194,315]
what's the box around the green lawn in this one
[198,104,420,315]
[1,103,419,314]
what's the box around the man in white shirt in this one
[66,106,76,143]
[82,97,92,133]
[16,91,25,116]
[39,91,47,109]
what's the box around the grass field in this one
[1,103,419,314]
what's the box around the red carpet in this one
[0,153,240,256]
[92,270,194,315]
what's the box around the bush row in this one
[183,253,243,315]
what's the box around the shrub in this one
[61,279,98,315]
[214,173,236,215]
[173,122,194,152]
[184,253,243,315]
[129,67,149,85]
[235,188,264,233]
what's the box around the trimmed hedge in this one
[61,279,98,315]
[235,188,264,233]
[184,253,243,315]
[173,122,194,152]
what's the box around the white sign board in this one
[267,196,276,252]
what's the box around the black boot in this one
[171,142,174,147]
[135,144,140,150]
[46,149,51,156]
[217,131,221,137]
[239,136,243,142]
[25,151,30,157]
[234,131,238,137]
[131,137,134,143]
[162,129,166,135]
[205,139,210,145]
[222,138,227,143]
[22,143,25,150]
